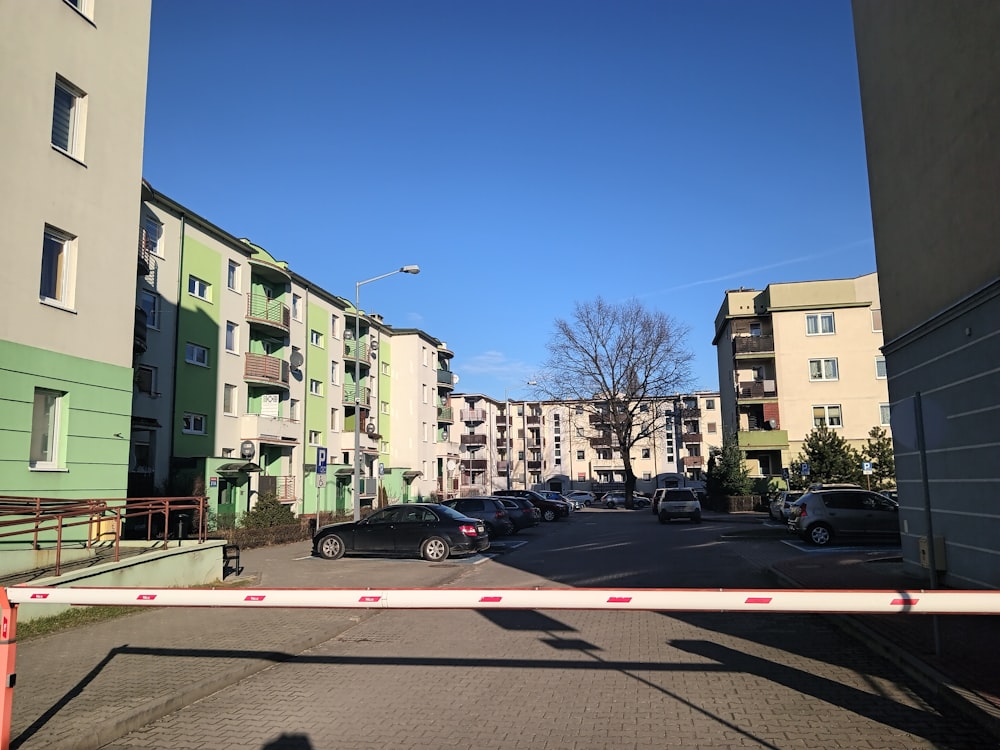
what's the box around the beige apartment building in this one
[713,272,890,477]
[451,393,718,496]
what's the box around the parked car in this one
[564,490,596,507]
[496,496,540,531]
[656,488,702,523]
[442,497,514,538]
[494,489,571,521]
[768,491,803,522]
[603,491,651,509]
[536,490,575,511]
[787,488,900,546]
[312,503,489,562]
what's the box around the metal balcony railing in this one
[244,353,289,386]
[246,294,290,333]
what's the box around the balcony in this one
[436,369,455,389]
[678,407,701,419]
[738,380,778,399]
[681,432,703,444]
[241,413,300,443]
[589,413,610,425]
[526,415,541,425]
[460,409,487,423]
[460,434,488,450]
[258,474,295,501]
[343,338,370,362]
[590,435,611,446]
[527,460,542,470]
[343,384,372,409]
[248,256,291,283]
[496,438,508,449]
[738,429,789,450]
[244,353,289,390]
[246,294,290,335]
[682,456,705,468]
[137,229,151,276]
[733,335,775,356]
[133,305,148,354]
[460,459,488,471]
[497,461,510,474]
[437,406,454,423]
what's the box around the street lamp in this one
[353,265,420,521]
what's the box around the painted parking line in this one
[781,539,902,553]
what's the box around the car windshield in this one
[434,504,472,521]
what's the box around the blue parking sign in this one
[316,447,328,475]
[800,462,810,476]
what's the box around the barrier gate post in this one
[0,588,16,750]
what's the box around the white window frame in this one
[187,275,211,301]
[30,388,64,469]
[143,215,162,259]
[806,312,836,335]
[185,343,209,367]
[808,357,839,381]
[227,260,240,291]
[871,308,883,333]
[330,407,340,432]
[381,362,390,376]
[875,356,887,379]
[330,361,339,385]
[812,404,843,428]
[309,379,322,396]
[40,226,76,308]
[381,401,390,415]
[880,403,891,426]
[139,290,160,330]
[310,329,323,347]
[52,76,87,160]
[308,430,322,446]
[223,383,238,416]
[330,313,341,339]
[292,294,303,322]
[225,321,239,353]
[181,412,207,435]
[290,399,300,421]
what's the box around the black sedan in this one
[312,503,489,562]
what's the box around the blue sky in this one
[143,1,875,401]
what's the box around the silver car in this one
[768,491,803,522]
[656,488,702,523]
[787,488,900,546]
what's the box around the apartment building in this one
[713,272,889,476]
[451,393,717,496]
[0,1,151,504]
[853,2,1000,587]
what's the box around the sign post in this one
[862,460,873,490]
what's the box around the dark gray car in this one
[496,496,539,531]
[788,489,900,546]
[442,497,514,538]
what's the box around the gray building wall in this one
[853,1,1000,587]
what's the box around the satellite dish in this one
[365,421,377,435]
[370,338,379,352]
[447,460,458,472]
[289,350,304,369]
[240,440,255,459]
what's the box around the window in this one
[876,356,887,379]
[227,261,240,291]
[187,275,210,301]
[705,399,715,410]
[422,347,428,366]
[309,379,322,396]
[576,450,585,460]
[330,362,339,385]
[422,385,429,404]
[52,76,86,158]
[30,388,64,469]
[293,295,302,321]
[752,365,765,381]
[225,322,239,353]
[423,422,429,442]
[330,314,340,339]
[806,312,836,335]
[809,358,839,381]
[330,407,340,431]
[812,405,843,428]
[707,422,717,434]
[871,308,883,332]
[64,0,93,18]
[381,400,389,415]
[643,472,651,481]
[308,430,321,445]
[136,366,158,396]
[223,384,237,416]
[139,291,160,329]
[40,226,76,306]
[381,362,390,376]
[880,403,891,426]
[310,329,323,347]
[143,216,162,259]
[182,412,207,434]
[290,399,300,421]
[749,322,762,337]
[185,343,209,367]
[641,448,650,459]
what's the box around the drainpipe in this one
[168,212,186,491]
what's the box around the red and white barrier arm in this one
[7,587,1000,615]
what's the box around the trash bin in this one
[308,517,317,534]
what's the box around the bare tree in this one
[536,297,694,507]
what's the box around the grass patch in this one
[16,577,257,642]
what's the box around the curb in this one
[769,566,1000,743]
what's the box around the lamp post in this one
[353,265,420,521]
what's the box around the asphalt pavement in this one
[5,510,1000,749]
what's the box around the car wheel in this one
[606,501,616,509]
[691,511,702,524]
[807,523,833,546]
[658,514,669,525]
[421,536,451,562]
[542,508,557,522]
[316,534,345,560]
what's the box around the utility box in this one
[918,535,947,571]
